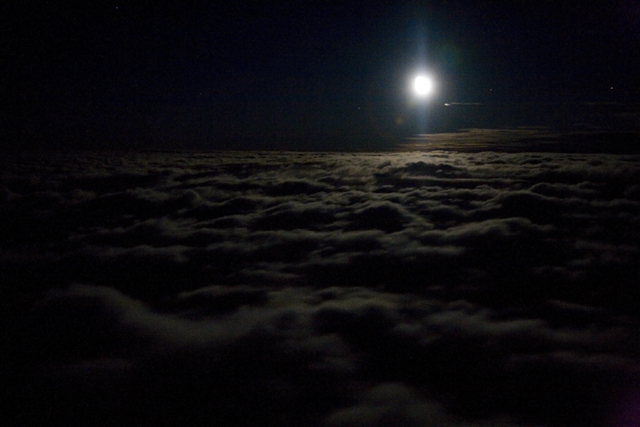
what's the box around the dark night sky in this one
[3,4,640,425]
[2,0,640,150]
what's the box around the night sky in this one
[3,0,640,150]
[4,3,640,426]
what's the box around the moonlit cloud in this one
[2,142,640,426]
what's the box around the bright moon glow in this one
[413,75,433,97]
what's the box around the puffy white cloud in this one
[322,383,449,427]
[2,145,640,426]
[5,280,640,426]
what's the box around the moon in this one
[413,75,433,97]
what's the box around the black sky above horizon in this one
[2,0,640,150]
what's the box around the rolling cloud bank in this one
[2,144,640,426]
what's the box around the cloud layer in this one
[2,147,640,426]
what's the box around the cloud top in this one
[2,147,640,426]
